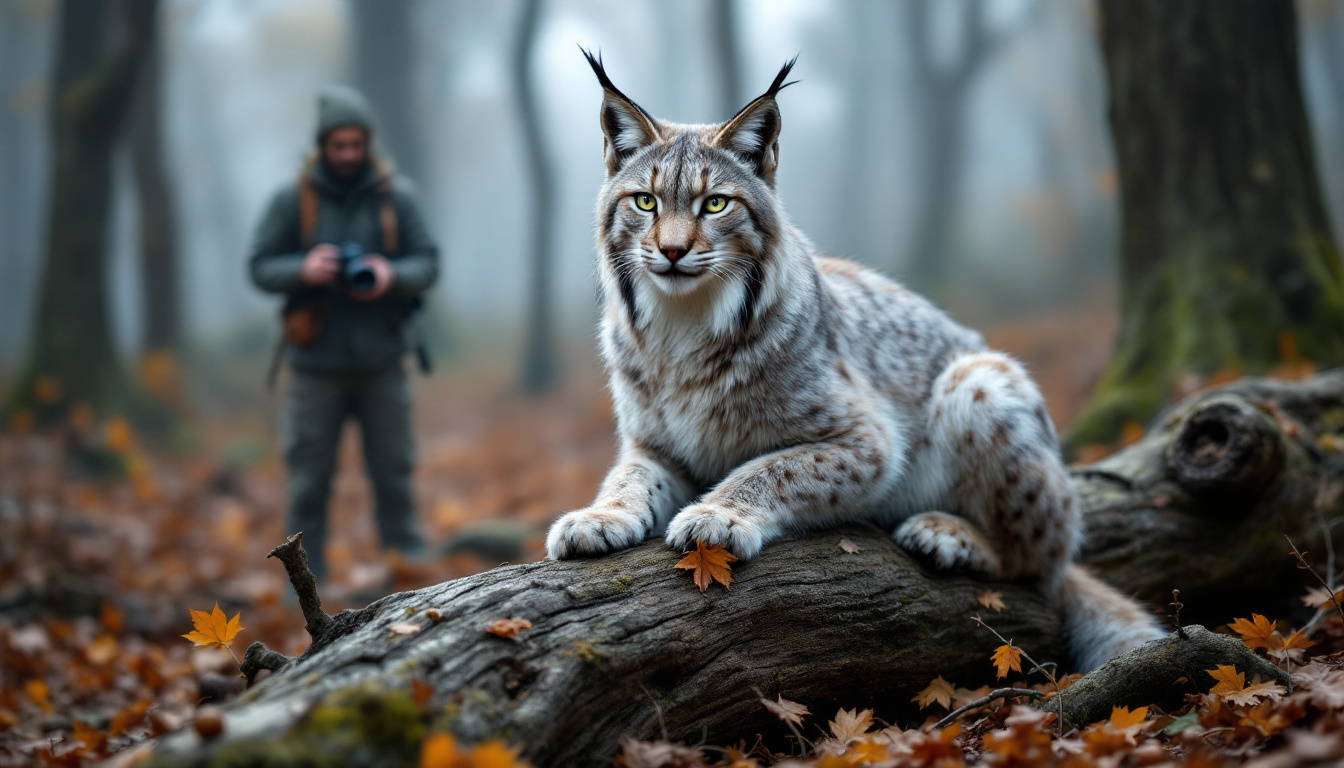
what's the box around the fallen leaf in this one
[24,679,50,714]
[613,737,707,768]
[467,740,528,767]
[1108,705,1148,729]
[829,707,874,742]
[837,538,860,554]
[389,622,422,636]
[675,541,737,592]
[912,676,956,710]
[110,699,152,736]
[1226,680,1288,707]
[1207,665,1246,697]
[411,679,434,708]
[978,592,1005,612]
[761,695,809,726]
[992,643,1023,679]
[425,609,443,622]
[182,603,243,650]
[1229,614,1278,651]
[419,732,458,768]
[73,722,108,757]
[486,618,533,641]
[1302,586,1341,609]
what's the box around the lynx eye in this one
[703,196,728,214]
[634,193,657,212]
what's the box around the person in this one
[249,85,438,582]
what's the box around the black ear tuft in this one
[712,56,799,185]
[764,55,801,99]
[580,46,661,174]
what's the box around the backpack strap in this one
[298,169,319,249]
[376,169,399,256]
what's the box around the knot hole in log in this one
[1165,397,1284,509]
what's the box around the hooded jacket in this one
[249,88,439,372]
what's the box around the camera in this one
[337,241,377,293]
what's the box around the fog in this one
[3,0,1344,383]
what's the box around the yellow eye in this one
[704,195,728,214]
[634,193,657,211]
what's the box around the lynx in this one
[546,53,1162,671]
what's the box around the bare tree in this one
[1066,0,1344,450]
[351,0,424,178]
[128,35,181,359]
[13,0,160,418]
[514,0,557,394]
[898,0,1034,295]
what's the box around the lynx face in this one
[587,51,796,327]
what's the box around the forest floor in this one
[4,298,1342,767]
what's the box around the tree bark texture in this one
[151,371,1344,767]
[1068,0,1344,450]
[14,0,159,418]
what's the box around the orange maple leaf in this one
[912,676,956,710]
[978,592,1006,612]
[992,643,1023,679]
[111,699,152,736]
[1108,705,1148,729]
[486,618,533,641]
[1206,665,1246,697]
[675,541,737,592]
[182,603,243,652]
[1228,615,1278,651]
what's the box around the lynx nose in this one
[660,246,686,263]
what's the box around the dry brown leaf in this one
[828,707,874,742]
[761,695,809,726]
[912,676,956,710]
[675,542,737,592]
[978,591,1006,612]
[486,617,533,641]
[837,537,861,554]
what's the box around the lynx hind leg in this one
[894,511,1002,577]
[928,351,1079,582]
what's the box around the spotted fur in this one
[546,53,1161,671]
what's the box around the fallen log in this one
[152,371,1344,767]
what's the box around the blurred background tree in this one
[1066,0,1344,451]
[12,0,161,420]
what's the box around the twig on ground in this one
[1286,534,1344,631]
[268,533,333,641]
[973,615,1063,736]
[1301,483,1343,636]
[1170,589,1187,639]
[240,642,293,687]
[932,688,1047,730]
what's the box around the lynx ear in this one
[582,49,660,174]
[713,57,798,186]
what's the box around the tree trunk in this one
[150,370,1344,767]
[515,0,557,395]
[351,0,424,179]
[12,0,159,419]
[1066,0,1344,451]
[129,35,181,357]
[709,0,743,119]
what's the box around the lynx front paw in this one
[894,511,1002,577]
[665,504,765,560]
[546,507,648,560]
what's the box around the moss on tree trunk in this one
[1066,0,1344,452]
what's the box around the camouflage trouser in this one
[281,362,425,581]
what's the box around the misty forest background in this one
[5,0,1343,418]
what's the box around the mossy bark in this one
[152,371,1344,767]
[1067,0,1344,452]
